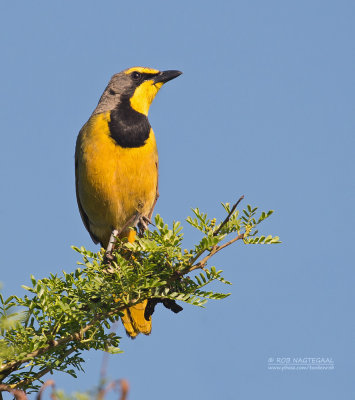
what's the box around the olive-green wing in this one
[75,142,100,245]
[148,161,159,220]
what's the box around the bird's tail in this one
[121,228,152,338]
[121,300,152,338]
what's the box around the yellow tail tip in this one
[121,300,152,338]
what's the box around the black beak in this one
[154,70,182,84]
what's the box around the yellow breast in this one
[76,112,158,246]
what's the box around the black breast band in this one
[108,97,151,148]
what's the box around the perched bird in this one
[75,67,182,337]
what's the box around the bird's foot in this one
[137,215,154,236]
[104,251,114,263]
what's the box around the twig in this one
[98,322,118,395]
[36,380,56,400]
[213,195,244,236]
[97,379,129,400]
[0,384,27,400]
[188,233,245,272]
[120,379,129,400]
[188,195,244,268]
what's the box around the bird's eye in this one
[132,71,142,81]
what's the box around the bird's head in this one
[94,67,182,116]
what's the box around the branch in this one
[188,233,245,272]
[16,349,75,389]
[0,302,130,376]
[185,195,244,271]
[1,326,90,375]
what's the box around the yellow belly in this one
[76,112,158,247]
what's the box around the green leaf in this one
[106,346,123,354]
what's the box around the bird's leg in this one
[104,229,119,263]
[104,213,141,263]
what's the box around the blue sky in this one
[1,1,354,399]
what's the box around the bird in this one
[75,66,182,338]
